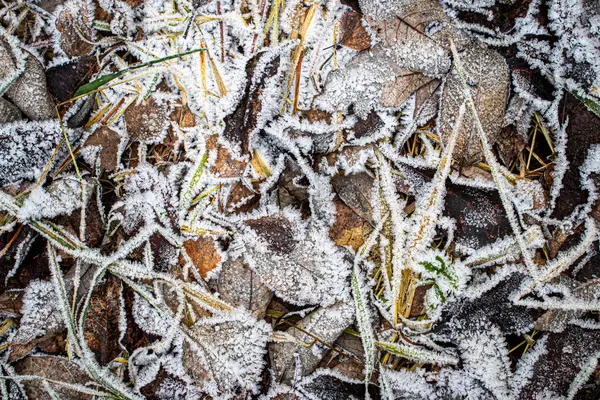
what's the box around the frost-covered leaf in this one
[54,0,94,58]
[297,368,380,400]
[332,172,374,223]
[0,97,21,123]
[123,96,172,144]
[520,326,600,399]
[439,43,510,164]
[269,300,355,384]
[222,51,281,156]
[14,280,63,345]
[214,257,273,319]
[83,126,121,171]
[436,272,544,336]
[12,355,93,400]
[0,120,83,187]
[183,310,271,398]
[238,211,351,306]
[1,44,55,121]
[17,176,85,221]
[82,275,123,365]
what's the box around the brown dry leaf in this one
[329,198,368,251]
[331,172,374,222]
[83,126,121,171]
[10,332,67,362]
[222,52,280,156]
[0,290,24,317]
[277,159,309,216]
[0,97,22,123]
[496,125,527,167]
[46,56,98,103]
[123,97,171,143]
[83,275,123,365]
[360,0,470,51]
[13,355,93,399]
[298,108,333,124]
[225,180,261,214]
[180,106,197,128]
[339,11,371,51]
[350,111,384,140]
[438,43,510,165]
[183,236,222,278]
[329,333,365,381]
[206,135,247,179]
[381,72,438,109]
[55,0,94,58]
[1,44,55,121]
[214,257,273,318]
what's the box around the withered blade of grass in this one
[292,50,304,115]
[282,3,318,113]
[208,55,227,97]
[0,224,22,260]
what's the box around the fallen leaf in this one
[215,257,273,318]
[55,0,94,58]
[83,126,121,171]
[438,43,510,165]
[13,355,93,400]
[269,301,355,383]
[83,275,123,365]
[183,236,222,278]
[123,97,171,143]
[339,11,371,51]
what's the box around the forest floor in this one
[0,0,600,399]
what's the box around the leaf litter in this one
[0,0,599,398]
